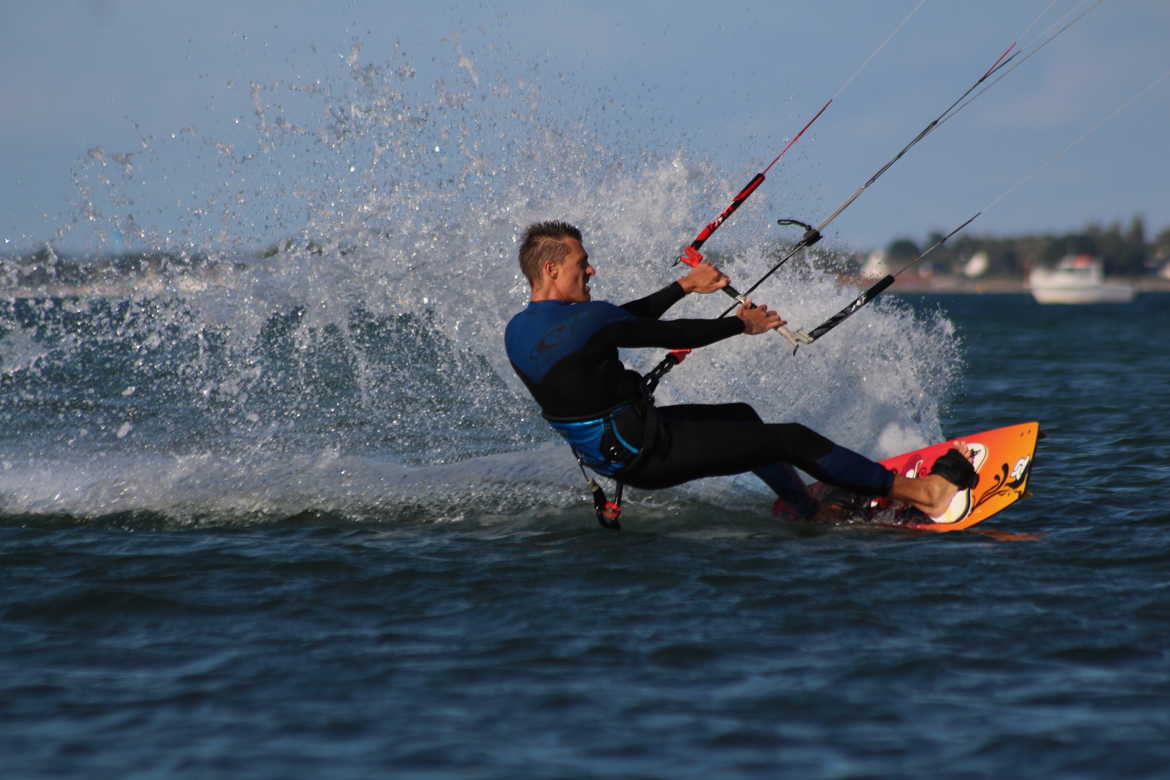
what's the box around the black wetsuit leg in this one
[618,402,893,500]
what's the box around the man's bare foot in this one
[890,441,975,518]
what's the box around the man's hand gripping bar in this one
[678,248,813,350]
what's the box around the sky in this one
[1,0,1167,255]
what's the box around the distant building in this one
[963,251,989,278]
[860,250,890,279]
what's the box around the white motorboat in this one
[1028,255,1135,304]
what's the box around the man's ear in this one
[544,259,558,279]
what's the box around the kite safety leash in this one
[648,28,1029,392]
[717,40,1021,340]
[739,3,1109,351]
[639,1,942,397]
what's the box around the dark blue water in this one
[3,292,1169,778]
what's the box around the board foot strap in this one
[931,449,979,489]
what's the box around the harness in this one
[544,398,657,530]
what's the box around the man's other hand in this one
[736,300,785,334]
[679,262,730,294]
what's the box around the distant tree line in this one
[1,238,333,291]
[882,215,1169,277]
[0,248,235,289]
[5,216,1168,291]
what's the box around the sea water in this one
[3,41,1170,779]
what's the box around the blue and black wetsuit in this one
[505,282,893,514]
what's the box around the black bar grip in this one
[806,274,895,341]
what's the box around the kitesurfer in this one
[504,221,975,520]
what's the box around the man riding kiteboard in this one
[504,221,976,525]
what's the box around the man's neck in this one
[529,285,569,304]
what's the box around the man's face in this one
[550,237,595,302]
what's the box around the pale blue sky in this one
[2,0,1167,254]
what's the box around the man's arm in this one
[619,282,686,319]
[605,297,783,351]
[602,315,745,351]
[619,261,730,319]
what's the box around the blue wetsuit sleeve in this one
[619,282,686,319]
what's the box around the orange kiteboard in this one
[775,422,1040,532]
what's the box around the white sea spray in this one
[0,40,962,521]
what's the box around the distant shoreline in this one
[876,275,1170,295]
